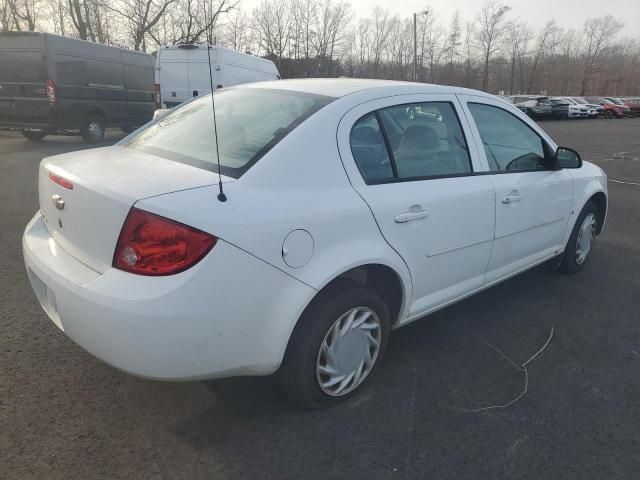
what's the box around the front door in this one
[459,96,573,282]
[338,94,496,320]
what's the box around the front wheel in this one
[558,201,599,273]
[277,282,390,409]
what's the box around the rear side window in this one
[349,101,472,183]
[350,113,394,182]
[125,88,334,178]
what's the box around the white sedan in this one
[23,79,607,409]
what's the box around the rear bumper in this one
[23,212,316,380]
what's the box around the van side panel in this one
[0,32,154,133]
[47,34,127,129]
[0,33,50,127]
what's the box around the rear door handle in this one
[394,210,429,223]
[502,195,523,204]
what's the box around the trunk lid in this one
[39,146,232,273]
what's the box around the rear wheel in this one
[558,201,599,273]
[604,110,614,119]
[81,115,106,143]
[277,282,390,409]
[21,130,46,141]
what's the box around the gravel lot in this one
[1,119,639,480]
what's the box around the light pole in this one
[413,9,430,82]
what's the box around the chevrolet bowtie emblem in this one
[52,194,65,211]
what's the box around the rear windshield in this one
[124,88,334,178]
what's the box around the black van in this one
[0,32,156,143]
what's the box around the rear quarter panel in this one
[135,101,413,320]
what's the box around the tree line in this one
[1,0,639,96]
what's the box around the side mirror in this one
[555,147,582,169]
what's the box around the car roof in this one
[233,78,495,99]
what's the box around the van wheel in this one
[277,281,390,409]
[558,201,599,273]
[22,130,47,141]
[81,115,105,143]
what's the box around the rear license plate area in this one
[28,269,63,331]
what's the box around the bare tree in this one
[252,0,294,68]
[5,0,40,31]
[100,0,178,51]
[526,20,561,93]
[475,0,511,91]
[579,15,623,95]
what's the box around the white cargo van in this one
[155,44,279,108]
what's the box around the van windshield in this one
[124,88,334,178]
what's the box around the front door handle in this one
[394,210,429,223]
[502,195,523,204]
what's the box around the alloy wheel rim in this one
[575,213,596,265]
[88,122,102,139]
[316,306,382,397]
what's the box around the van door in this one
[122,51,155,128]
[158,48,189,107]
[187,48,215,98]
[0,33,49,128]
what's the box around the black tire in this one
[81,114,106,143]
[604,110,614,119]
[558,201,600,273]
[21,130,46,141]
[277,281,390,409]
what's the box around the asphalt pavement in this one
[1,119,639,480]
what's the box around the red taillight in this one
[113,208,216,276]
[45,79,58,106]
[48,172,73,190]
[154,83,161,107]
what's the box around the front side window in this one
[124,88,334,178]
[468,103,550,172]
[349,101,472,183]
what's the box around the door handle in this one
[394,210,429,223]
[502,194,523,204]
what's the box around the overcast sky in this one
[241,0,640,37]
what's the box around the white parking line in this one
[608,179,640,186]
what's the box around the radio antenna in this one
[206,43,227,202]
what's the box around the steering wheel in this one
[505,153,537,171]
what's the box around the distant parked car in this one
[571,97,602,118]
[154,44,279,109]
[0,32,156,142]
[556,97,590,118]
[585,97,629,118]
[508,95,553,119]
[622,98,640,117]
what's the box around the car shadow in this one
[171,262,561,454]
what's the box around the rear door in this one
[458,94,573,282]
[187,48,215,97]
[338,94,496,319]
[0,33,49,127]
[158,48,189,106]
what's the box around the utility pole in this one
[413,9,430,82]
